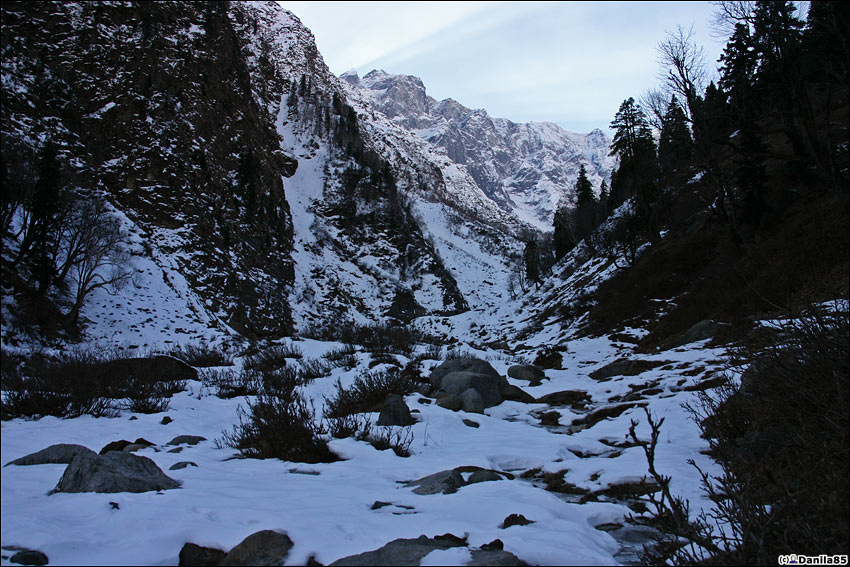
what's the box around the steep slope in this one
[344,69,616,231]
[1,1,297,339]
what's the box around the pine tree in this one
[574,164,594,209]
[658,96,693,185]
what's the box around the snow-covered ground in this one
[1,325,728,566]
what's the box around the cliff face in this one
[345,69,616,231]
[2,1,298,337]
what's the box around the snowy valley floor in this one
[0,325,730,566]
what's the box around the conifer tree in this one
[658,96,693,186]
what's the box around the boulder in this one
[220,530,293,566]
[429,358,500,389]
[467,470,503,485]
[55,451,181,493]
[179,543,226,566]
[169,461,198,470]
[439,371,506,408]
[376,394,415,426]
[5,443,96,466]
[9,548,48,566]
[459,388,485,413]
[406,469,465,495]
[507,365,544,382]
[671,319,730,347]
[329,534,465,566]
[469,549,527,566]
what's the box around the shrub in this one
[163,342,233,367]
[219,380,338,463]
[243,344,302,374]
[326,413,372,440]
[297,358,334,383]
[200,368,261,399]
[121,378,179,413]
[323,369,417,418]
[630,307,849,564]
[323,344,358,370]
[1,349,120,419]
[368,425,413,457]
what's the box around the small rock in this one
[507,365,544,381]
[499,384,535,403]
[160,416,173,425]
[370,501,392,510]
[9,549,48,566]
[129,416,138,421]
[168,447,184,454]
[501,513,534,528]
[220,530,293,566]
[179,542,226,566]
[99,440,133,454]
[467,470,503,485]
[462,419,480,428]
[167,435,207,446]
[376,394,415,426]
[480,539,504,551]
[169,461,198,470]
[109,501,120,510]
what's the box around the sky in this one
[278,1,727,134]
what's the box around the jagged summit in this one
[347,68,615,230]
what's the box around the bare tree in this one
[639,87,671,131]
[709,0,757,39]
[656,25,708,121]
[61,198,132,325]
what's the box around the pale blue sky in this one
[279,2,727,133]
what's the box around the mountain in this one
[343,69,615,231]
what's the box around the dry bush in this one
[323,369,416,418]
[163,342,233,367]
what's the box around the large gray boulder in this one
[439,371,506,408]
[55,451,181,493]
[429,358,500,389]
[376,394,415,426]
[220,530,293,566]
[406,469,465,495]
[5,444,96,466]
[499,383,535,403]
[329,535,465,566]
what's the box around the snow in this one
[2,317,729,565]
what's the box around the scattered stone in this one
[109,501,120,510]
[220,530,293,566]
[507,365,544,381]
[462,419,480,428]
[467,470,503,485]
[535,390,590,407]
[329,534,465,566]
[370,501,392,510]
[122,443,150,453]
[167,435,207,446]
[129,416,138,421]
[306,554,324,566]
[417,397,431,405]
[99,440,133,455]
[161,416,173,425]
[9,548,48,566]
[179,542,227,566]
[571,403,642,428]
[532,348,563,370]
[538,411,560,426]
[169,461,198,470]
[55,451,181,493]
[168,447,184,454]
[480,539,504,551]
[376,394,415,426]
[501,513,534,528]
[459,388,485,413]
[5,444,96,467]
[594,523,623,532]
[406,469,465,495]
